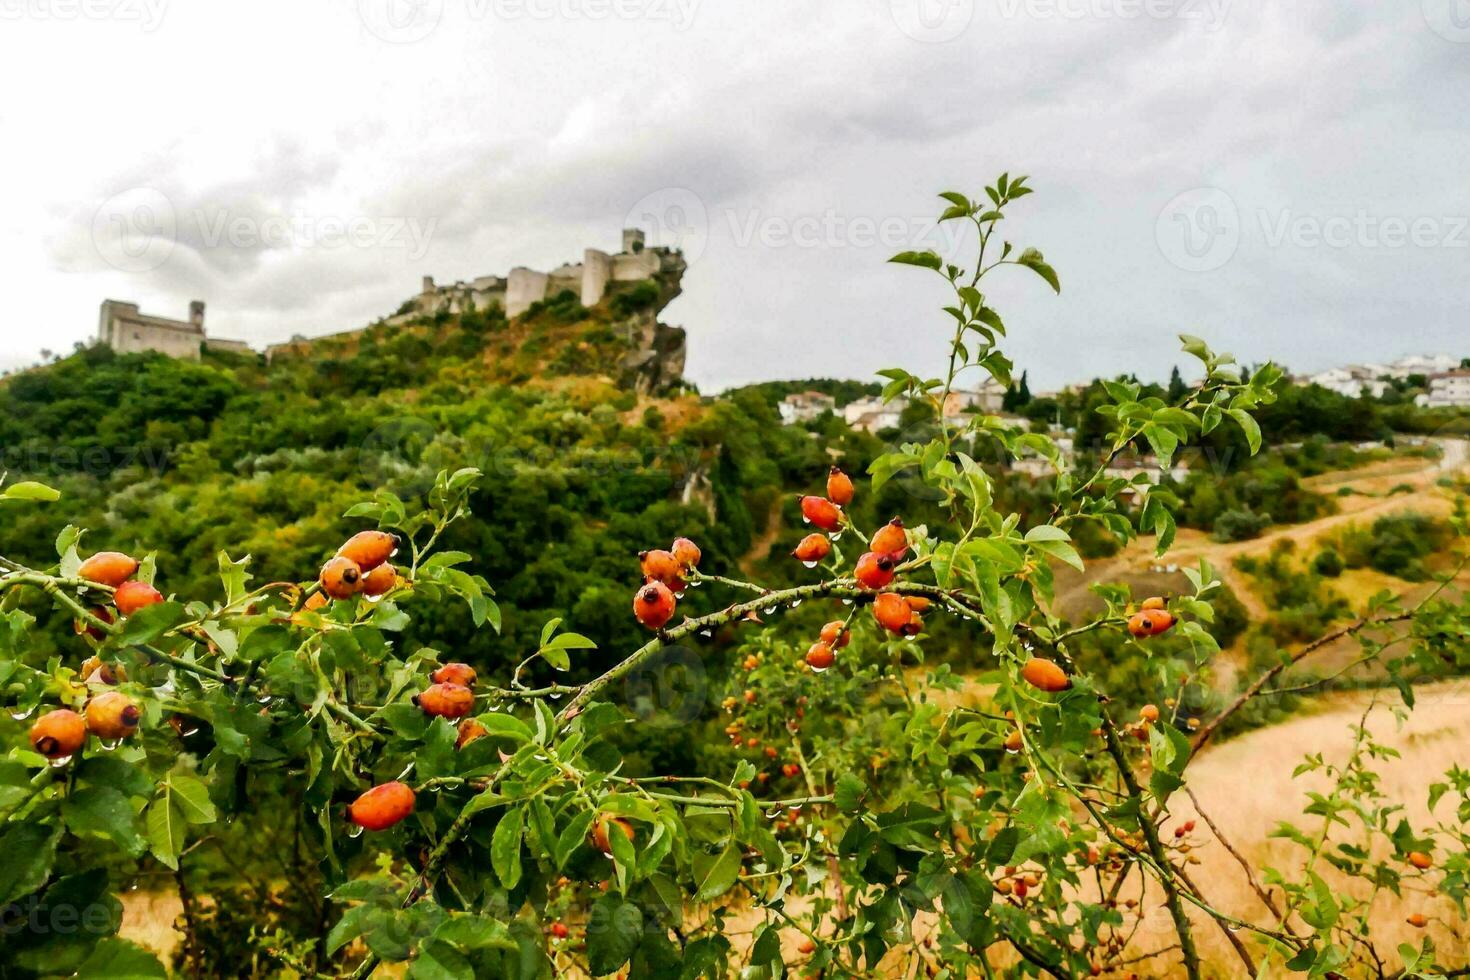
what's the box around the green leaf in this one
[1016,247,1060,293]
[834,773,867,813]
[63,786,145,857]
[406,940,473,980]
[888,250,943,271]
[145,799,186,870]
[120,602,187,646]
[1228,408,1262,454]
[587,895,643,975]
[217,552,251,606]
[0,823,61,905]
[431,914,516,951]
[0,480,61,502]
[491,807,524,890]
[167,774,217,824]
[74,938,166,979]
[692,845,742,902]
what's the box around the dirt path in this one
[738,503,782,576]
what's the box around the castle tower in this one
[189,300,206,332]
[622,228,646,254]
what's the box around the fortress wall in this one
[611,250,661,281]
[582,248,611,307]
[506,267,549,318]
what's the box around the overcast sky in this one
[1,1,1466,392]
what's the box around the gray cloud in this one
[4,2,1467,389]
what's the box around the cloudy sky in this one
[1,0,1467,391]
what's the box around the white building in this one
[1386,354,1459,379]
[778,391,837,424]
[844,395,908,433]
[1303,366,1389,399]
[942,380,1006,417]
[1417,370,1470,408]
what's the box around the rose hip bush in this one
[2,179,1468,978]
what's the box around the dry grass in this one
[1113,681,1470,977]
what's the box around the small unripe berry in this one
[1407,913,1428,928]
[1139,704,1160,724]
[85,691,141,740]
[792,533,832,564]
[431,663,477,687]
[114,580,164,617]
[337,531,398,571]
[826,467,854,506]
[414,683,474,719]
[550,922,570,939]
[782,763,800,778]
[30,709,86,759]
[1408,851,1433,870]
[78,552,139,588]
[360,562,398,598]
[319,556,362,600]
[799,496,843,531]
[854,551,897,589]
[633,581,676,629]
[1004,730,1024,753]
[671,537,702,569]
[872,592,912,632]
[1141,596,1166,611]
[819,621,850,649]
[349,781,415,831]
[1020,657,1071,693]
[870,518,907,555]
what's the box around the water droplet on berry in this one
[99,738,121,752]
[48,755,72,768]
[801,560,818,569]
[348,824,364,838]
[809,664,830,674]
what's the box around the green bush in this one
[1313,548,1344,577]
[1212,507,1272,542]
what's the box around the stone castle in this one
[396,228,686,322]
[97,300,251,360]
[96,228,689,389]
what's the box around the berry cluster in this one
[631,537,702,629]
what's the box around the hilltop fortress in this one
[398,228,686,322]
[263,227,691,391]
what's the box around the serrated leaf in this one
[491,807,524,890]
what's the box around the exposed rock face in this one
[618,311,687,394]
